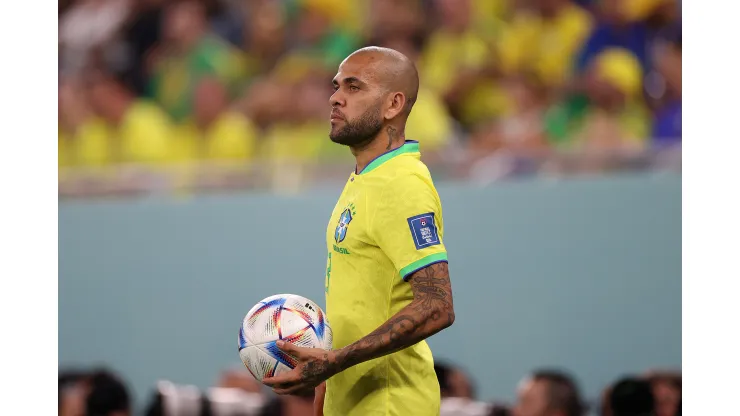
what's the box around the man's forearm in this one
[332,262,454,372]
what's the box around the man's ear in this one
[383,92,407,120]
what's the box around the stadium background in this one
[58,0,682,415]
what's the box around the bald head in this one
[329,47,420,147]
[342,46,420,117]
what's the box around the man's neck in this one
[351,125,405,174]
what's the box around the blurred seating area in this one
[59,363,681,416]
[58,0,682,197]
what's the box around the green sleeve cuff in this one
[399,252,449,280]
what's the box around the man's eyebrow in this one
[333,76,364,86]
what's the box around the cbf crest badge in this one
[334,203,357,243]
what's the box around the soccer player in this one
[263,47,456,416]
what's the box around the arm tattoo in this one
[299,352,334,388]
[330,262,454,372]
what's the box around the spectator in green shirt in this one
[283,0,360,69]
[148,0,255,122]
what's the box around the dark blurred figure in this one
[259,393,314,416]
[144,381,214,416]
[646,372,681,416]
[119,0,166,95]
[143,390,166,416]
[513,369,585,416]
[599,385,613,416]
[435,362,476,400]
[242,0,288,72]
[608,377,655,416]
[490,404,514,416]
[60,370,89,416]
[368,0,425,42]
[86,369,132,416]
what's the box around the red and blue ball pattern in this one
[238,294,333,382]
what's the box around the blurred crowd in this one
[58,0,682,195]
[58,363,681,416]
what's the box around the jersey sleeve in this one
[370,174,448,280]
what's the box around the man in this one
[263,47,456,416]
[84,69,173,166]
[59,370,88,416]
[608,377,655,416]
[435,362,476,400]
[513,370,585,416]
[645,371,681,416]
[85,369,132,416]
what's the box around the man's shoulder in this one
[360,160,439,211]
[369,155,434,185]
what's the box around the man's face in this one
[163,1,203,43]
[653,381,680,416]
[601,0,629,25]
[448,369,475,399]
[514,379,553,416]
[86,82,116,122]
[329,57,385,147]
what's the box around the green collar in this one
[357,140,420,175]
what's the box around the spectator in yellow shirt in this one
[260,72,329,165]
[471,0,510,41]
[468,74,551,158]
[419,0,507,129]
[58,118,111,169]
[498,0,593,89]
[172,77,258,164]
[85,69,173,166]
[59,77,110,169]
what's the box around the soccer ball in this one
[238,294,333,382]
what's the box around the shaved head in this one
[329,47,420,147]
[344,47,420,116]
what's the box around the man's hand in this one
[265,262,454,396]
[262,341,338,396]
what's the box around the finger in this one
[262,376,293,387]
[273,385,312,396]
[262,371,299,387]
[276,340,301,355]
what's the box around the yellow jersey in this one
[58,102,172,169]
[498,4,592,87]
[324,140,448,416]
[172,112,258,163]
